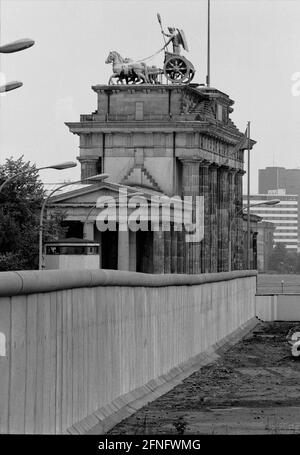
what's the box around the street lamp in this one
[0,39,35,54]
[39,173,109,270]
[228,199,280,271]
[0,38,35,93]
[0,161,77,194]
[0,81,23,93]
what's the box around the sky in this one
[0,0,300,193]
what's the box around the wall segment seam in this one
[13,271,25,295]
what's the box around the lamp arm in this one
[0,173,21,194]
[84,204,97,226]
[229,201,264,233]
[38,181,79,270]
[82,196,119,232]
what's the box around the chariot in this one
[163,51,195,84]
[105,16,196,85]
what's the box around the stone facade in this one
[64,84,255,273]
[256,221,275,272]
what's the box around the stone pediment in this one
[48,182,142,205]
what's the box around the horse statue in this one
[105,51,163,85]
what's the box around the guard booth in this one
[44,238,100,270]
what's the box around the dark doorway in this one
[62,221,83,239]
[136,229,153,273]
[101,230,118,269]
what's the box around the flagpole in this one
[206,0,210,86]
[247,121,251,269]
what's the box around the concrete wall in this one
[0,269,256,434]
[256,294,300,321]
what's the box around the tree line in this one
[0,157,65,270]
[267,243,300,274]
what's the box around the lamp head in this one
[0,39,35,53]
[86,173,110,182]
[265,199,280,206]
[48,161,77,170]
[0,81,23,93]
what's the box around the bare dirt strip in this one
[108,321,300,435]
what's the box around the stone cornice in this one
[65,120,255,148]
[92,83,198,95]
[77,155,99,162]
[177,149,244,171]
[91,83,234,105]
[185,85,234,107]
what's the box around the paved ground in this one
[257,274,300,294]
[108,321,300,435]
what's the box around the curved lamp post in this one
[82,190,144,237]
[228,199,280,271]
[39,173,109,270]
[0,161,77,195]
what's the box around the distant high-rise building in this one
[258,166,300,248]
[259,166,300,195]
[243,192,298,251]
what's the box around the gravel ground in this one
[107,321,300,435]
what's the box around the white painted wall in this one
[0,271,256,434]
[44,254,100,270]
[256,294,300,321]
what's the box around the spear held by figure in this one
[157,13,188,55]
[157,13,169,52]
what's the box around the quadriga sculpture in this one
[105,51,163,85]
